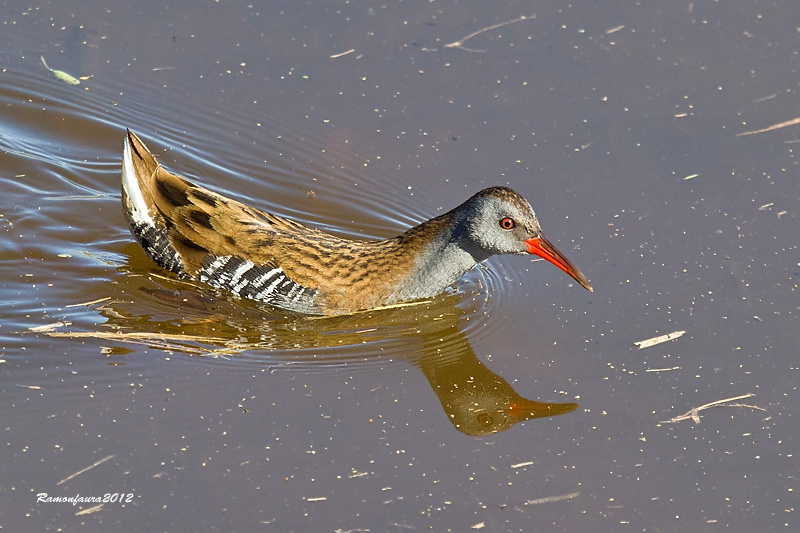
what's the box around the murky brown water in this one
[2,2,798,531]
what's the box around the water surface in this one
[2,1,797,531]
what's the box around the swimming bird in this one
[121,130,591,316]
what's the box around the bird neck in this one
[387,211,486,303]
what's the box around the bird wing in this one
[123,130,322,314]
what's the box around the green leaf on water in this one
[41,55,81,86]
[53,69,81,85]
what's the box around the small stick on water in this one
[28,321,72,333]
[47,331,225,343]
[524,491,581,506]
[57,454,115,486]
[634,330,685,349]
[65,297,112,308]
[737,116,800,137]
[330,49,356,59]
[645,366,681,373]
[45,330,232,356]
[445,15,536,52]
[753,93,777,103]
[661,393,767,424]
[75,504,104,516]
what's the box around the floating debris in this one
[75,504,104,516]
[645,366,681,373]
[28,321,72,333]
[753,93,777,103]
[737,115,800,137]
[41,55,91,85]
[661,393,767,424]
[634,330,685,349]
[445,14,536,53]
[65,297,111,308]
[524,491,581,506]
[57,454,115,486]
[330,49,355,59]
[45,330,233,356]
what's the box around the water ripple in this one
[3,51,534,387]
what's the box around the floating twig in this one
[57,454,115,486]
[65,297,112,308]
[645,366,681,373]
[29,321,72,332]
[661,393,767,424]
[524,491,580,506]
[75,504,104,516]
[737,116,800,137]
[46,330,230,355]
[330,49,356,59]
[47,330,225,344]
[445,15,536,53]
[753,93,777,103]
[634,330,685,349]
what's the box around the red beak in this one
[524,235,593,291]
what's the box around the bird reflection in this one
[73,244,578,436]
[415,338,577,436]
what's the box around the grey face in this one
[460,189,541,257]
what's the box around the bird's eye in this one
[499,217,515,230]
